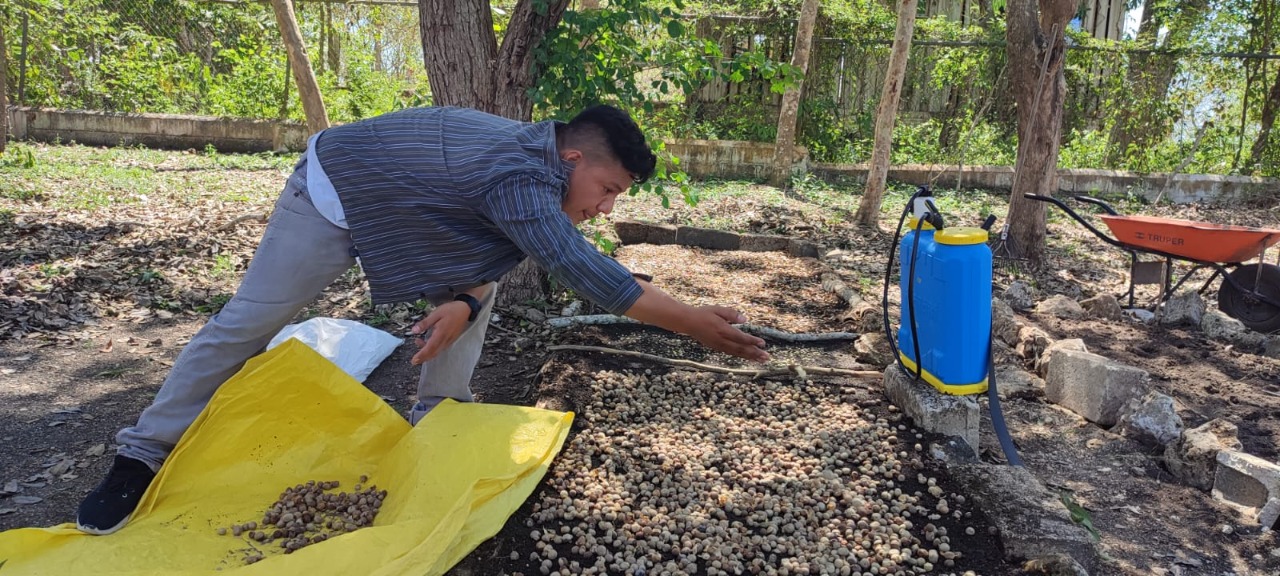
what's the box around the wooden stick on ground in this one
[215,213,267,232]
[545,315,858,342]
[546,344,881,380]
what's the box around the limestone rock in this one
[1080,294,1124,321]
[1164,418,1243,491]
[1036,294,1086,320]
[1158,291,1206,327]
[1016,325,1053,361]
[1116,391,1183,447]
[1265,335,1280,360]
[993,298,1022,347]
[1201,310,1265,350]
[1036,338,1088,378]
[1004,280,1038,311]
[854,332,894,367]
[993,364,1045,399]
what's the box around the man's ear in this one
[561,149,584,163]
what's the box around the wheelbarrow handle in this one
[1022,193,1128,250]
[1070,195,1119,216]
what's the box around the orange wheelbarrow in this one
[1026,194,1280,334]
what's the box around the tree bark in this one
[854,0,919,226]
[1003,0,1074,265]
[770,0,820,187]
[1248,70,1280,173]
[327,4,341,80]
[270,0,330,135]
[1,20,8,154]
[492,0,572,119]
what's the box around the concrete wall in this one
[4,107,1276,205]
[6,107,310,153]
[811,163,1280,205]
[664,139,808,182]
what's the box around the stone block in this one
[675,226,740,250]
[1158,291,1205,326]
[1080,294,1124,321]
[738,234,790,252]
[612,220,678,245]
[883,363,980,453]
[1036,295,1086,319]
[786,239,820,258]
[1035,339,1088,378]
[950,464,1099,571]
[1044,349,1149,426]
[1164,418,1242,491]
[1116,391,1183,447]
[1213,450,1280,528]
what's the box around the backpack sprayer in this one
[881,186,1023,466]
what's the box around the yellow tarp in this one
[0,339,573,575]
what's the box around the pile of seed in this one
[218,476,386,564]
[511,369,981,576]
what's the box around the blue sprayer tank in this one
[898,219,992,395]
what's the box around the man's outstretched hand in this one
[408,301,471,365]
[684,306,769,363]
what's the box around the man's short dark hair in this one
[563,105,658,184]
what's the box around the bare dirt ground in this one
[3,145,1279,575]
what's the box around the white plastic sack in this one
[267,317,403,383]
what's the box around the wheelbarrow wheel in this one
[1218,263,1280,334]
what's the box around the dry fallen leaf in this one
[85,443,106,457]
[11,495,43,505]
[99,338,113,353]
[1,480,19,494]
[0,507,16,515]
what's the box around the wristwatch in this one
[454,293,482,322]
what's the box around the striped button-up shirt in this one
[312,106,643,315]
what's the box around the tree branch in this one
[545,314,858,342]
[215,213,267,232]
[547,344,881,381]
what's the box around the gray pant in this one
[116,166,493,471]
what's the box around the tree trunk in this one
[419,0,498,111]
[1106,0,1209,165]
[418,0,573,309]
[769,0,820,188]
[1248,69,1280,173]
[327,5,341,80]
[854,0,919,227]
[270,0,330,135]
[491,0,572,119]
[1,20,8,154]
[1003,0,1074,265]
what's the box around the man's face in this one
[561,150,635,225]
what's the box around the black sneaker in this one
[76,455,157,535]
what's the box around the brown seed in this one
[216,527,227,536]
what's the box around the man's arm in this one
[623,279,770,363]
[483,175,768,362]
